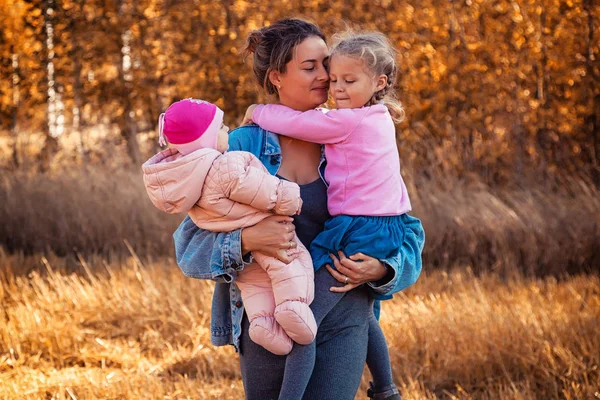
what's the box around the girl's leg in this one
[239,312,287,400]
[302,283,371,400]
[278,267,346,400]
[366,304,401,399]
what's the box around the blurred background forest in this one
[1,1,600,399]
[1,0,599,270]
[1,0,599,181]
[1,0,600,270]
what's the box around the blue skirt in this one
[311,213,409,272]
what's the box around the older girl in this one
[173,19,424,400]
[245,31,421,400]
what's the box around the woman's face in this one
[273,36,330,111]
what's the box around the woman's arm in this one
[325,216,425,297]
[367,251,420,299]
[174,216,249,282]
[324,251,388,293]
[173,129,300,282]
[241,215,299,262]
[174,214,298,282]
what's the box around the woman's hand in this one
[241,104,258,125]
[325,251,388,293]
[241,215,298,263]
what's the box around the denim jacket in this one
[173,124,423,351]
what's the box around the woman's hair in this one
[243,18,326,96]
[331,31,405,123]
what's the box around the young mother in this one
[173,18,424,400]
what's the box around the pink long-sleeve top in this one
[252,104,411,216]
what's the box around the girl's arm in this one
[251,104,369,144]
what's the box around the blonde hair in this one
[331,31,405,123]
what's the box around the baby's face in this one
[216,123,230,153]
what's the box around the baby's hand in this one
[241,104,259,126]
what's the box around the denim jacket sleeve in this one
[367,214,426,300]
[366,254,412,300]
[173,215,253,283]
[172,128,254,283]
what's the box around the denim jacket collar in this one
[261,128,282,156]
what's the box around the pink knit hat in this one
[158,99,224,155]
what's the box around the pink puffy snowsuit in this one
[142,147,317,355]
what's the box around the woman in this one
[173,18,424,400]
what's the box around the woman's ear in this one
[269,70,282,89]
[375,74,388,92]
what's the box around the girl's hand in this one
[325,251,387,293]
[241,104,259,125]
[241,215,298,263]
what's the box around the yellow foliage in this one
[0,0,598,180]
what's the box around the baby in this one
[142,98,316,355]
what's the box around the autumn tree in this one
[0,0,598,182]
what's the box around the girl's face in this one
[270,36,330,112]
[216,123,230,153]
[329,54,387,109]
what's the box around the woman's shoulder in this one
[228,123,261,139]
[228,124,280,155]
[228,124,262,151]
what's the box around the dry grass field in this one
[1,250,598,400]
[2,168,599,277]
[1,168,599,399]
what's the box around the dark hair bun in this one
[245,29,263,55]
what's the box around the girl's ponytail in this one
[375,65,405,124]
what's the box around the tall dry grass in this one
[0,169,181,259]
[2,168,599,276]
[0,251,598,399]
[412,176,600,276]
